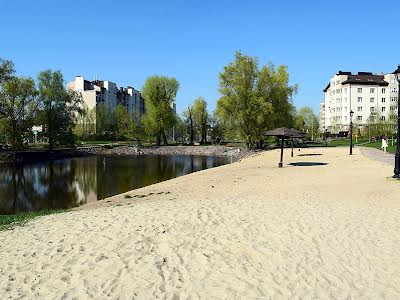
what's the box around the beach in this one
[1,147,399,299]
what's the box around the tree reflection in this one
[0,155,230,214]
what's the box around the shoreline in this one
[1,147,400,298]
[0,145,248,165]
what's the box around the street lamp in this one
[392,65,400,178]
[349,110,354,155]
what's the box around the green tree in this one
[216,51,296,149]
[37,70,82,149]
[141,76,179,146]
[192,97,209,144]
[74,104,96,140]
[183,104,194,144]
[294,106,319,140]
[115,105,132,139]
[0,76,38,149]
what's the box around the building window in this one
[357,106,362,112]
[357,116,362,121]
[357,97,362,102]
[357,88,362,93]
[382,88,386,93]
[382,97,386,103]
[344,116,347,121]
[344,107,347,111]
[381,116,386,121]
[370,107,375,112]
[344,88,347,94]
[370,97,375,102]
[370,88,375,93]
[382,107,386,112]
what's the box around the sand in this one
[1,147,399,299]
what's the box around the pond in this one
[0,155,233,214]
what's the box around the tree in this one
[216,51,296,149]
[37,70,82,149]
[74,104,96,140]
[192,97,209,144]
[183,104,194,144]
[141,76,179,146]
[115,105,132,139]
[294,106,319,140]
[0,76,38,149]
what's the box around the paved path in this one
[360,146,395,166]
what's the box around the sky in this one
[2,0,400,115]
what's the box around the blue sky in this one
[1,0,400,114]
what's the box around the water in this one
[0,155,232,214]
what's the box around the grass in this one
[0,209,66,230]
[362,141,397,154]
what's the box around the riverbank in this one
[1,147,399,299]
[0,145,247,164]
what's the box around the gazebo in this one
[263,127,305,168]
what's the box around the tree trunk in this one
[156,132,161,146]
[190,119,194,144]
[162,130,168,145]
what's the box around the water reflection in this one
[0,155,231,214]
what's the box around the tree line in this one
[1,52,318,151]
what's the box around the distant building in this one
[67,76,145,123]
[322,71,399,133]
[319,102,325,133]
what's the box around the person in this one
[381,136,388,153]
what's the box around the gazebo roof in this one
[263,127,304,138]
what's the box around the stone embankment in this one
[107,145,248,160]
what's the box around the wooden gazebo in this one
[263,127,305,168]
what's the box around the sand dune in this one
[1,147,400,299]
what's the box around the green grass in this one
[327,138,369,147]
[362,142,397,154]
[0,209,66,230]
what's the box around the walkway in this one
[359,146,395,166]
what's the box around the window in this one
[390,106,397,111]
[357,97,362,102]
[382,107,386,112]
[357,106,362,112]
[357,116,362,121]
[370,88,375,93]
[358,88,362,93]
[381,116,386,121]
[344,107,347,112]
[382,97,386,103]
[344,88,347,94]
[382,88,386,93]
[370,107,375,112]
[370,97,375,102]
[344,116,348,121]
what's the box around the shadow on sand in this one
[289,162,328,167]
[297,153,323,157]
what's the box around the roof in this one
[323,83,330,92]
[263,127,305,138]
[341,74,388,86]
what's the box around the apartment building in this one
[67,76,145,121]
[322,71,399,133]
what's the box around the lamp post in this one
[392,65,400,178]
[349,110,354,155]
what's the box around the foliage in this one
[0,59,39,149]
[0,209,66,230]
[141,75,179,146]
[216,51,296,149]
[37,70,82,149]
[192,97,209,144]
[74,104,96,139]
[182,104,195,144]
[115,105,132,139]
[294,106,319,140]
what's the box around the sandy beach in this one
[1,147,399,299]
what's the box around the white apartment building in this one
[319,102,325,132]
[322,71,399,133]
[67,76,145,120]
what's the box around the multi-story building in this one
[319,102,325,132]
[322,71,398,133]
[67,76,145,121]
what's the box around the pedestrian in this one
[381,136,388,153]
